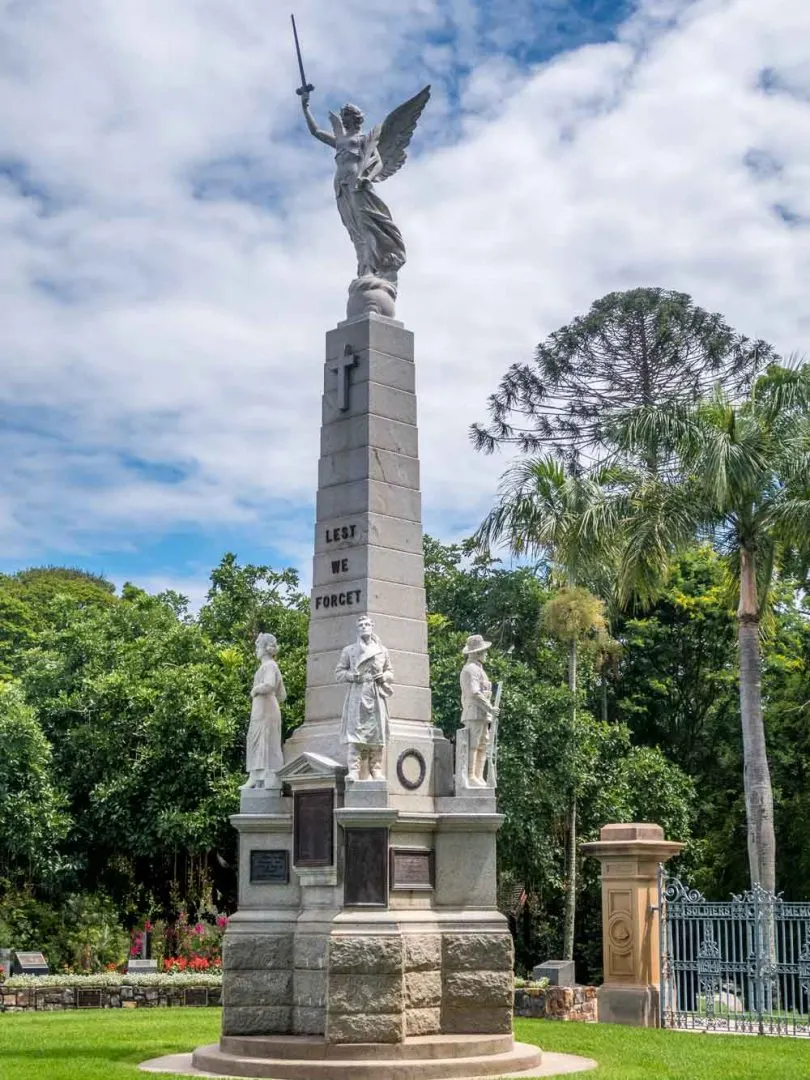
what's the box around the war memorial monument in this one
[168,22,545,1079]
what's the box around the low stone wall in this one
[514,985,597,1022]
[0,983,221,1012]
[2,980,594,1021]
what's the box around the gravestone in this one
[532,959,576,987]
[12,951,48,976]
[126,958,158,974]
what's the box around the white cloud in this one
[0,0,808,575]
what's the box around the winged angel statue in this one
[300,85,430,318]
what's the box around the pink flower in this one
[144,920,153,932]
[194,923,205,935]
[215,916,228,929]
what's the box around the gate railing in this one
[659,873,810,1036]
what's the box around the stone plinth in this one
[581,823,683,1027]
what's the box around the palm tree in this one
[613,364,810,892]
[475,458,617,960]
[542,586,607,960]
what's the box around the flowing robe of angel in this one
[333,131,405,279]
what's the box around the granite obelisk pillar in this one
[284,312,446,799]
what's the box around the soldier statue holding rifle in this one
[458,634,501,789]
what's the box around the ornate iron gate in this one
[660,875,810,1036]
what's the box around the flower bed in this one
[0,972,222,1013]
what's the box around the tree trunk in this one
[562,638,577,961]
[737,547,776,894]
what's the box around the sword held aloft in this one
[290,13,315,98]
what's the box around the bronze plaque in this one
[294,790,334,867]
[344,828,388,907]
[76,988,102,1008]
[250,849,290,884]
[390,847,434,891]
[184,987,209,1007]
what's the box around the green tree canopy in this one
[0,683,69,886]
[471,288,772,467]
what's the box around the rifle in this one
[487,681,502,787]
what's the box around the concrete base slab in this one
[140,1045,596,1079]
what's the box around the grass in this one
[1,1009,810,1079]
[516,1018,810,1080]
[0,1007,220,1080]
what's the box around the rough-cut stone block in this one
[405,971,442,1008]
[293,969,326,1008]
[314,513,423,557]
[221,1005,292,1035]
[223,971,292,1007]
[514,984,597,1022]
[310,578,427,623]
[293,1005,326,1034]
[329,973,403,1014]
[318,447,420,491]
[441,1006,513,1034]
[442,933,513,972]
[404,935,443,972]
[316,478,422,525]
[321,415,419,459]
[294,935,328,971]
[323,351,416,396]
[327,1011,403,1043]
[405,1007,442,1036]
[322,382,417,427]
[329,935,403,975]
[223,934,293,971]
[326,315,414,364]
[313,547,425,591]
[443,972,513,1008]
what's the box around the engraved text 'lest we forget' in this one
[314,589,362,611]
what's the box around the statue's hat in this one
[462,634,491,655]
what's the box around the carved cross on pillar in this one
[331,344,358,412]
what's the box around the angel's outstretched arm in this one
[300,92,336,147]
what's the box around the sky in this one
[1,0,809,608]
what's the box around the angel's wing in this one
[375,85,431,182]
[329,111,345,137]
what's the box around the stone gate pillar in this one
[581,823,682,1027]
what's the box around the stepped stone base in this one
[189,1034,542,1079]
[142,1043,599,1078]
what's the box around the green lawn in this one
[515,1018,810,1080]
[1,1010,810,1080]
